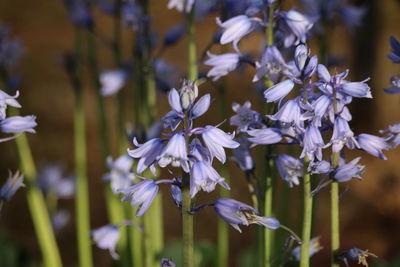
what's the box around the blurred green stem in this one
[12,114,62,267]
[86,24,127,264]
[73,27,93,267]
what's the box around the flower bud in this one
[180,80,198,110]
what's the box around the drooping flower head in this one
[0,171,24,202]
[214,198,280,232]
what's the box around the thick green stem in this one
[86,27,127,262]
[73,28,93,267]
[182,114,194,267]
[331,152,340,267]
[264,157,274,267]
[14,130,63,267]
[331,83,340,267]
[182,172,194,267]
[300,158,312,267]
[218,164,229,267]
[262,4,276,267]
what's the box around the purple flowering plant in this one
[1,0,400,267]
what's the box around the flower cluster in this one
[117,80,281,233]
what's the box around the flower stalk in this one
[263,3,276,267]
[13,120,63,267]
[73,27,93,267]
[300,157,313,267]
[85,22,128,264]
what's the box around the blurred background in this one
[0,0,400,266]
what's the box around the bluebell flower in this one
[0,171,24,202]
[103,155,135,194]
[52,210,70,232]
[91,224,120,259]
[316,64,371,100]
[247,128,282,146]
[214,198,280,232]
[380,123,400,148]
[0,90,21,120]
[333,157,365,183]
[204,52,240,81]
[341,79,372,98]
[169,177,182,207]
[327,117,358,152]
[293,44,318,80]
[357,134,389,160]
[388,36,400,63]
[277,9,316,48]
[62,0,93,28]
[299,0,366,33]
[163,23,186,46]
[158,133,189,172]
[231,133,255,172]
[216,15,260,51]
[310,94,331,126]
[230,101,262,132]
[201,126,239,163]
[275,154,303,187]
[167,0,195,13]
[128,138,165,174]
[268,98,302,128]
[338,248,377,267]
[191,94,211,119]
[301,126,325,161]
[0,115,37,134]
[384,75,400,94]
[153,59,179,93]
[119,179,159,217]
[264,80,295,103]
[307,160,331,174]
[100,69,128,96]
[189,138,212,162]
[179,80,199,110]
[190,160,230,198]
[122,2,143,30]
[38,165,75,198]
[253,45,288,83]
[338,5,367,30]
[0,28,23,69]
[292,236,323,261]
[161,258,176,267]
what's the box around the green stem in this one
[187,8,197,81]
[331,82,340,267]
[73,27,93,267]
[218,164,229,267]
[13,129,63,267]
[331,152,340,267]
[264,157,274,267]
[300,158,312,267]
[86,25,128,264]
[182,114,194,267]
[262,4,276,267]
[182,174,194,267]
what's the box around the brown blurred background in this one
[0,0,400,266]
